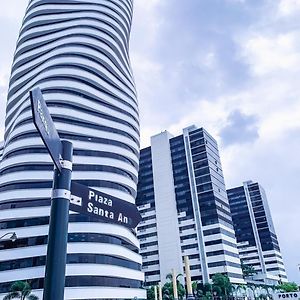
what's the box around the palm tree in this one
[241,262,257,279]
[147,286,156,300]
[212,273,233,299]
[166,272,184,283]
[192,281,198,298]
[4,281,39,300]
[164,273,185,299]
[195,283,213,299]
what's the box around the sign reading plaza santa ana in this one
[70,182,142,229]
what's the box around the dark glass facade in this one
[227,181,287,281]
[227,182,280,252]
[227,186,256,246]
[170,135,193,220]
[247,183,280,252]
[188,128,233,228]
[136,147,154,207]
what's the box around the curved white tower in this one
[0,0,145,298]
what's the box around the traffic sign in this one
[30,88,62,172]
[70,182,142,228]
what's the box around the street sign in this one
[30,87,62,172]
[70,182,142,229]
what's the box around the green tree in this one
[212,285,223,297]
[212,273,233,299]
[162,282,172,300]
[4,281,39,300]
[276,282,299,292]
[193,282,213,299]
[197,289,213,300]
[192,281,198,297]
[241,261,257,278]
[163,273,186,300]
[147,286,156,300]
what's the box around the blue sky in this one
[0,0,300,283]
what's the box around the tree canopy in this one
[276,282,299,293]
[4,281,39,300]
[241,261,257,278]
[211,273,232,297]
[163,273,185,299]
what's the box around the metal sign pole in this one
[43,140,73,300]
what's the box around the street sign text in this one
[70,182,142,229]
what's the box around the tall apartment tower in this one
[227,181,287,283]
[0,141,3,161]
[136,126,244,286]
[0,0,145,299]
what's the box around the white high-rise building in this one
[136,126,245,286]
[0,0,145,298]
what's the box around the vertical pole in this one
[43,140,73,300]
[184,256,195,300]
[172,268,178,300]
[154,285,158,300]
[158,282,163,300]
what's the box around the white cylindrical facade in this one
[0,0,145,298]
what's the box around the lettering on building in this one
[278,294,300,299]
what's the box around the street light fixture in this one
[0,232,17,242]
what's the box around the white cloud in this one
[131,0,164,51]
[147,1,300,280]
[278,0,300,16]
[0,1,28,141]
[0,1,28,20]
[242,32,300,75]
[260,101,300,139]
[196,51,217,69]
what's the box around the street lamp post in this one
[0,232,17,242]
[184,256,195,300]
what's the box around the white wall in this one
[151,131,184,284]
